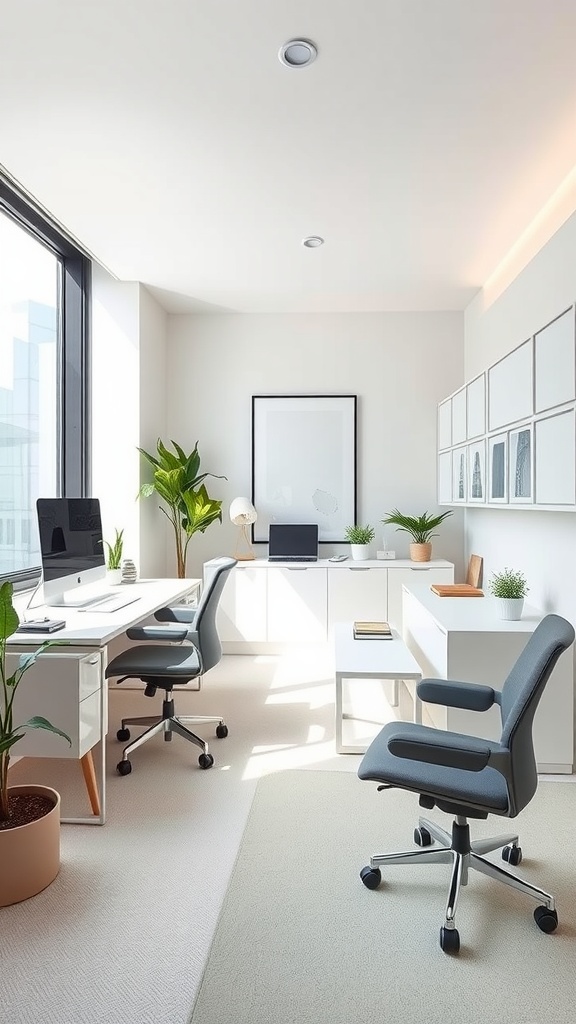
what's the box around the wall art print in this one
[467,439,486,502]
[508,424,533,503]
[451,446,467,503]
[251,394,357,543]
[488,433,508,503]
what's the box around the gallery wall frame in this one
[251,394,357,543]
[452,446,467,503]
[534,409,576,505]
[488,338,533,432]
[534,307,576,414]
[488,433,508,504]
[438,451,452,504]
[467,439,486,503]
[508,423,533,504]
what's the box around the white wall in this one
[165,311,465,579]
[464,210,576,623]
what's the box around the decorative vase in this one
[497,597,524,620]
[350,544,370,561]
[121,559,138,584]
[410,542,432,562]
[106,568,122,586]
[0,785,61,907]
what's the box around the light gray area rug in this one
[189,770,576,1024]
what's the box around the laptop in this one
[268,523,319,562]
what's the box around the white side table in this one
[333,622,423,754]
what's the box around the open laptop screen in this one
[268,523,319,560]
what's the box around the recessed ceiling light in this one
[302,236,324,247]
[279,39,318,68]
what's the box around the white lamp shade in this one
[230,497,257,525]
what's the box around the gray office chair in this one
[357,613,574,953]
[105,557,236,775]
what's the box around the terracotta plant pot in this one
[0,785,61,907]
[410,542,432,562]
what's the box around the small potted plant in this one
[488,567,529,620]
[0,581,71,906]
[344,524,375,561]
[104,527,124,585]
[381,509,453,562]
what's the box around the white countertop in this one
[402,582,542,632]
[240,558,454,569]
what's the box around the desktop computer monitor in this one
[36,497,106,606]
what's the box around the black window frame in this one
[0,174,92,586]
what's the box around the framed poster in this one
[467,439,486,502]
[452,446,467,503]
[534,409,576,505]
[488,339,533,431]
[488,433,508,503]
[508,424,533,503]
[251,394,357,542]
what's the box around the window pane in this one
[0,210,59,576]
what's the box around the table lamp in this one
[229,497,257,560]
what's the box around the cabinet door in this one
[215,565,267,642]
[327,566,387,632]
[267,567,327,642]
[387,566,454,631]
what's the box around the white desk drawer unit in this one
[402,584,574,773]
[210,558,454,653]
[8,649,105,759]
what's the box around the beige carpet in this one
[189,770,576,1024]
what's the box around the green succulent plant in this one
[104,528,124,570]
[381,509,453,544]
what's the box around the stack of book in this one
[353,620,393,640]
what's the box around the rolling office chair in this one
[105,557,236,775]
[357,613,574,953]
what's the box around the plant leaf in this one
[18,716,71,745]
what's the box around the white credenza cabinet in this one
[8,648,106,758]
[402,584,573,773]
[209,559,454,653]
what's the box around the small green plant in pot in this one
[345,524,375,560]
[488,567,529,620]
[104,528,124,583]
[382,509,453,562]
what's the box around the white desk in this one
[333,622,423,754]
[8,578,201,824]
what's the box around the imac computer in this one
[36,497,108,607]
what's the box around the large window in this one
[0,176,91,584]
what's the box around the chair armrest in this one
[417,678,497,712]
[387,728,493,772]
[154,605,197,624]
[126,624,189,642]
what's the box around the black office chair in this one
[105,557,236,775]
[357,613,575,953]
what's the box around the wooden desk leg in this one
[80,751,101,816]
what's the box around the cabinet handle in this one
[287,567,309,571]
[348,566,370,571]
[86,655,100,665]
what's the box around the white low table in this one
[333,622,423,754]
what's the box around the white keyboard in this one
[78,594,140,613]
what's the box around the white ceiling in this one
[2,1,576,314]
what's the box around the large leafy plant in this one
[382,509,453,544]
[138,439,226,578]
[0,582,70,822]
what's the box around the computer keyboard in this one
[77,594,140,613]
[268,555,318,562]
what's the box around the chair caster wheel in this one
[502,844,522,866]
[198,752,214,769]
[414,826,433,847]
[360,865,382,890]
[117,728,130,742]
[117,760,132,776]
[534,905,558,933]
[440,926,460,954]
[216,723,228,738]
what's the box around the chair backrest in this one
[189,557,237,673]
[499,613,574,815]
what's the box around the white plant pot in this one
[350,544,370,561]
[106,568,122,585]
[497,597,524,620]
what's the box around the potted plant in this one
[137,439,226,578]
[0,581,71,906]
[104,527,124,585]
[382,508,453,562]
[488,567,529,620]
[344,524,375,561]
